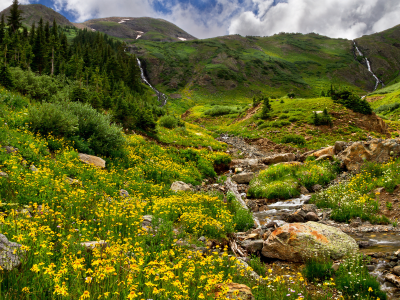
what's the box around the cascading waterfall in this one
[353,41,384,91]
[136,58,168,106]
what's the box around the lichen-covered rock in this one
[240,239,263,254]
[0,234,24,271]
[78,153,106,168]
[214,282,255,300]
[261,153,296,165]
[261,222,358,262]
[313,146,335,158]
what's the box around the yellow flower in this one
[368,287,373,292]
[80,291,90,299]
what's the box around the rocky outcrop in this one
[171,181,192,192]
[312,146,335,158]
[214,283,254,300]
[232,172,254,184]
[338,139,400,172]
[261,153,296,165]
[261,222,358,262]
[79,153,106,168]
[0,234,24,271]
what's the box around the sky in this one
[1,0,400,39]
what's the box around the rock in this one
[334,141,347,154]
[231,159,259,168]
[304,212,319,222]
[261,222,358,262]
[393,266,400,276]
[232,172,254,184]
[286,209,306,223]
[385,273,400,288]
[214,283,255,300]
[367,265,375,272]
[0,171,8,178]
[80,240,108,250]
[301,204,318,214]
[198,236,206,243]
[66,177,79,185]
[358,241,373,248]
[312,146,335,158]
[300,186,309,194]
[262,229,272,240]
[29,165,38,172]
[338,139,400,172]
[316,154,334,162]
[207,146,213,152]
[0,234,24,271]
[4,146,17,154]
[250,165,268,172]
[240,239,264,253]
[311,184,323,192]
[119,189,129,197]
[350,217,362,228]
[171,181,191,192]
[261,153,296,165]
[332,263,340,272]
[299,150,316,162]
[78,153,106,168]
[235,168,243,173]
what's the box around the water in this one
[136,58,168,106]
[253,195,311,226]
[353,41,384,91]
[351,232,400,254]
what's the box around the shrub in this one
[0,65,14,89]
[288,116,299,122]
[331,88,372,115]
[204,105,237,117]
[310,109,332,126]
[227,192,254,232]
[375,102,400,114]
[260,97,272,119]
[269,120,290,128]
[281,134,306,145]
[159,115,178,129]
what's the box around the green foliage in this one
[311,109,332,126]
[71,85,89,102]
[0,65,14,90]
[159,115,180,129]
[303,257,333,282]
[204,105,242,117]
[374,102,400,114]
[227,192,254,232]
[330,88,372,115]
[260,96,272,119]
[28,101,125,157]
[281,134,306,145]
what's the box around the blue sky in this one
[1,0,400,39]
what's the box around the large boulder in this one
[261,153,296,165]
[232,172,254,184]
[338,139,400,172]
[79,153,106,168]
[261,222,358,262]
[312,146,335,158]
[171,181,191,192]
[0,234,24,271]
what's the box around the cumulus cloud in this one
[229,0,400,39]
[0,0,35,12]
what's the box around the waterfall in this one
[353,41,384,91]
[136,58,168,106]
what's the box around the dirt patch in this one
[377,186,400,221]
[233,103,261,124]
[366,96,385,103]
[181,109,192,119]
[246,138,304,154]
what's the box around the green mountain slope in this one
[130,32,395,101]
[80,17,197,42]
[356,24,400,86]
[0,4,73,27]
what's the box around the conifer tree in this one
[0,64,14,89]
[260,96,272,119]
[0,15,5,44]
[32,18,46,73]
[7,0,23,33]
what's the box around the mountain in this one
[0,4,73,27]
[356,24,400,86]
[79,17,197,42]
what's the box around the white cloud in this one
[0,0,35,12]
[229,0,400,39]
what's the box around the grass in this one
[248,161,339,199]
[311,160,400,224]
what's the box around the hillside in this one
[0,4,73,27]
[130,33,385,103]
[80,17,197,42]
[356,24,400,86]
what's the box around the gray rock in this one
[299,186,309,194]
[171,181,192,192]
[304,212,319,222]
[332,263,340,272]
[334,141,347,154]
[358,241,373,248]
[350,217,362,228]
[385,273,400,288]
[120,189,129,197]
[198,236,206,243]
[78,153,106,168]
[0,171,8,178]
[232,172,254,184]
[367,265,375,272]
[0,234,24,271]
[286,209,306,223]
[81,240,108,250]
[311,184,323,192]
[4,146,17,154]
[261,153,296,165]
[301,204,318,214]
[316,154,334,162]
[29,165,38,172]
[240,239,264,254]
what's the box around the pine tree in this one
[0,15,5,44]
[32,18,46,73]
[7,0,23,33]
[260,96,272,119]
[0,64,14,89]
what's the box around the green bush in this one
[281,134,306,145]
[0,65,14,90]
[331,89,372,115]
[269,120,290,128]
[288,116,299,122]
[310,109,332,126]
[28,101,125,157]
[159,115,178,129]
[375,102,400,114]
[204,105,239,117]
[227,192,254,232]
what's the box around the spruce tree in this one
[7,0,23,33]
[0,15,5,44]
[260,96,272,119]
[32,18,45,73]
[0,64,14,89]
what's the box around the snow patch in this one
[137,31,144,34]
[136,35,142,39]
[118,19,131,24]
[178,37,187,41]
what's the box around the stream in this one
[136,58,168,106]
[353,41,385,91]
